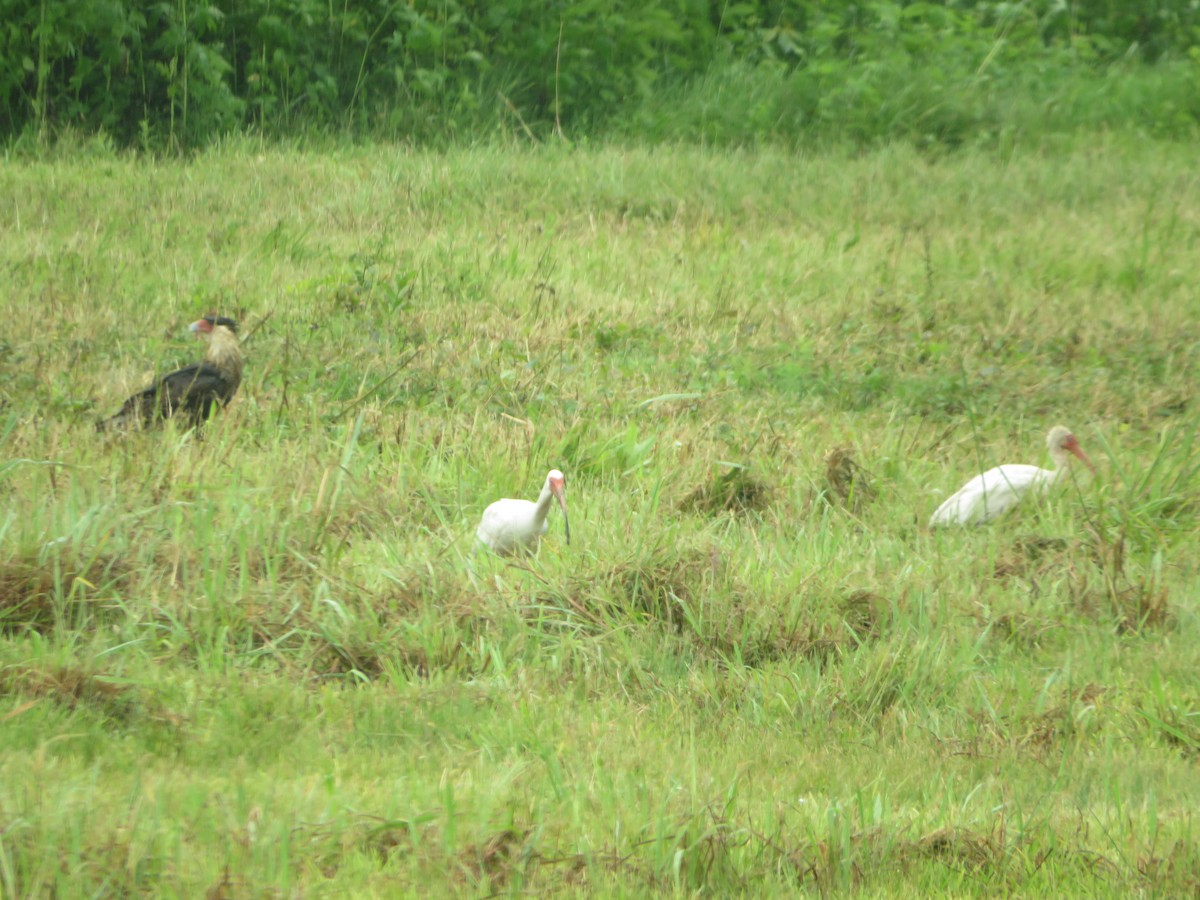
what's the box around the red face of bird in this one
[189,316,240,337]
[1048,426,1096,473]
[547,469,570,544]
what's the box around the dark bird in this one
[97,316,244,432]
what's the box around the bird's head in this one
[1048,425,1095,472]
[547,469,570,544]
[190,316,239,337]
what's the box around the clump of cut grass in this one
[311,630,396,680]
[0,552,127,635]
[840,589,886,640]
[914,826,1006,872]
[821,446,876,513]
[698,589,887,670]
[707,616,845,670]
[602,546,716,628]
[788,821,1023,892]
[460,827,533,891]
[956,682,1109,758]
[291,816,403,874]
[357,821,416,863]
[222,564,493,682]
[1013,683,1106,756]
[680,464,774,515]
[0,663,141,722]
[307,592,494,682]
[980,609,1058,649]
[992,536,1073,580]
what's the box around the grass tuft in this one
[916,826,1004,872]
[0,553,127,635]
[680,465,775,515]
[604,546,715,628]
[821,446,877,514]
[460,827,533,890]
[0,663,140,722]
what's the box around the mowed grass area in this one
[1,135,1199,895]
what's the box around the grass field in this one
[1,134,1199,896]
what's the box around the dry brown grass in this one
[680,466,775,516]
[0,554,127,635]
[0,663,138,721]
[822,446,877,513]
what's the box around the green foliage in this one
[2,0,1200,147]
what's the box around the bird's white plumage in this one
[929,425,1094,527]
[476,470,569,555]
[929,464,1059,526]
[477,498,548,554]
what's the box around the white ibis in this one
[475,469,570,555]
[929,425,1095,527]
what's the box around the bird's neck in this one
[205,327,243,385]
[533,485,555,524]
[1038,452,1073,492]
[1048,447,1072,474]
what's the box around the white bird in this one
[476,469,571,555]
[929,425,1095,527]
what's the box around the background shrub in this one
[1,0,1198,148]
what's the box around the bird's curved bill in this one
[1069,443,1096,473]
[553,484,571,545]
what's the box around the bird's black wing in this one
[98,362,234,431]
[159,362,236,423]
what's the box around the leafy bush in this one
[1,0,1198,148]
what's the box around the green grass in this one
[1,133,1199,895]
[626,58,1200,149]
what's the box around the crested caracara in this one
[97,316,243,431]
